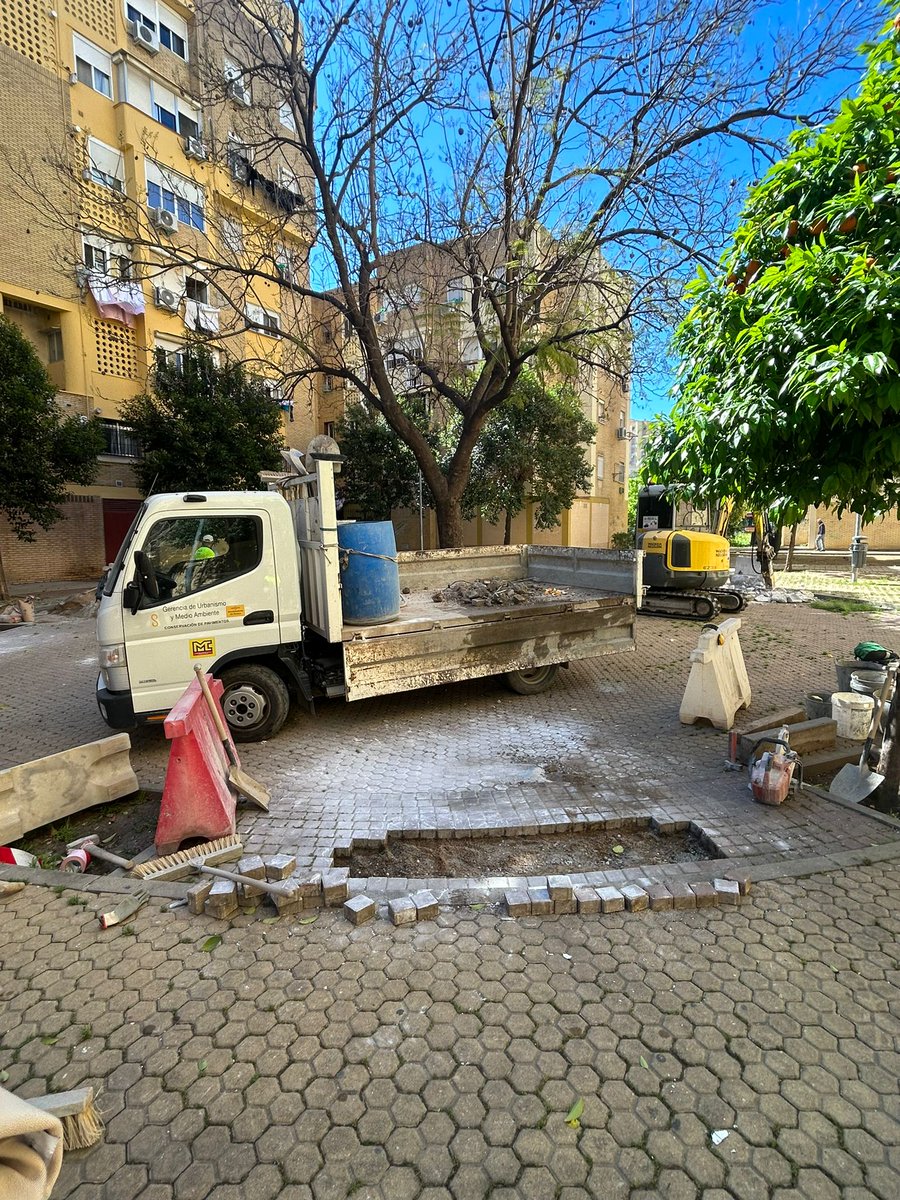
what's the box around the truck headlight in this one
[99,644,126,669]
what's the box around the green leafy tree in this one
[335,399,432,521]
[0,316,103,598]
[464,374,595,544]
[121,346,284,494]
[644,3,900,522]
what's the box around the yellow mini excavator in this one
[635,486,775,621]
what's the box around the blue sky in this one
[629,0,880,420]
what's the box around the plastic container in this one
[831,691,874,741]
[834,657,869,692]
[850,668,887,698]
[337,520,401,625]
[805,691,833,720]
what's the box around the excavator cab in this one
[635,486,746,620]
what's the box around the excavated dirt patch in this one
[348,826,710,878]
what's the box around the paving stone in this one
[505,890,531,917]
[263,854,296,881]
[714,878,742,905]
[554,898,577,915]
[411,890,440,920]
[574,887,600,914]
[205,880,238,920]
[647,884,674,911]
[270,883,301,914]
[527,887,552,915]
[668,882,696,910]
[321,869,350,906]
[389,897,417,926]
[344,895,376,925]
[547,875,573,901]
[186,880,212,915]
[621,884,649,912]
[690,882,718,907]
[597,887,625,913]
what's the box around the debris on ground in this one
[48,590,97,618]
[728,573,813,604]
[432,578,567,606]
[0,597,35,626]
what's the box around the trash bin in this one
[850,536,868,572]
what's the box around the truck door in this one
[123,511,279,715]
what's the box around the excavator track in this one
[641,589,722,622]
[711,588,749,614]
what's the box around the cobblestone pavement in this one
[2,602,899,893]
[0,862,897,1200]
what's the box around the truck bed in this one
[339,545,638,701]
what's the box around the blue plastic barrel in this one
[337,521,401,625]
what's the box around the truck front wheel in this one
[504,664,560,695]
[219,664,290,742]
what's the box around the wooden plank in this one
[738,718,836,765]
[738,706,808,736]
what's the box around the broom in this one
[130,834,244,882]
[29,1087,104,1151]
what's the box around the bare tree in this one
[15,0,873,544]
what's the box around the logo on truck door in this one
[189,637,216,658]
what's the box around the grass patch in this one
[809,598,880,615]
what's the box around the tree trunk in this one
[784,521,799,572]
[0,545,9,603]
[434,495,465,548]
[504,510,512,546]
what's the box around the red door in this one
[102,499,141,564]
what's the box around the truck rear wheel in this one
[504,664,560,695]
[219,664,290,742]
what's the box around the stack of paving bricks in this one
[187,854,350,920]
[505,873,748,917]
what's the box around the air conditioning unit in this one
[616,426,629,440]
[154,286,180,312]
[228,150,250,183]
[226,79,251,106]
[183,136,208,161]
[127,19,160,53]
[149,206,178,233]
[75,265,90,287]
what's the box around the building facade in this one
[0,0,315,584]
[314,240,632,551]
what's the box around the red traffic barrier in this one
[155,674,237,854]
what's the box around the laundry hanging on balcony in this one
[89,280,145,328]
[185,299,219,333]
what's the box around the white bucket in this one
[831,691,874,741]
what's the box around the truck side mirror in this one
[134,551,160,600]
[124,580,141,615]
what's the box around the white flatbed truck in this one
[96,456,640,741]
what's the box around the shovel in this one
[194,666,270,811]
[829,666,896,803]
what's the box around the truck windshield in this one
[103,503,147,597]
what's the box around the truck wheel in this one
[504,664,560,695]
[219,664,290,742]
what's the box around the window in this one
[47,329,63,363]
[324,422,336,439]
[274,247,294,285]
[323,374,334,393]
[101,419,141,458]
[151,80,200,139]
[221,217,243,255]
[446,280,465,305]
[245,304,280,335]
[223,56,251,103]
[127,1,187,58]
[73,34,112,96]
[278,101,296,130]
[613,462,626,484]
[138,516,262,603]
[596,454,605,481]
[184,276,208,304]
[86,138,125,191]
[82,234,131,279]
[146,160,205,230]
[154,336,186,373]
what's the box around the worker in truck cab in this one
[193,534,216,560]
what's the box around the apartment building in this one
[314,239,632,550]
[0,0,315,584]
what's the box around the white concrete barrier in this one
[679,618,751,731]
[0,735,137,844]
